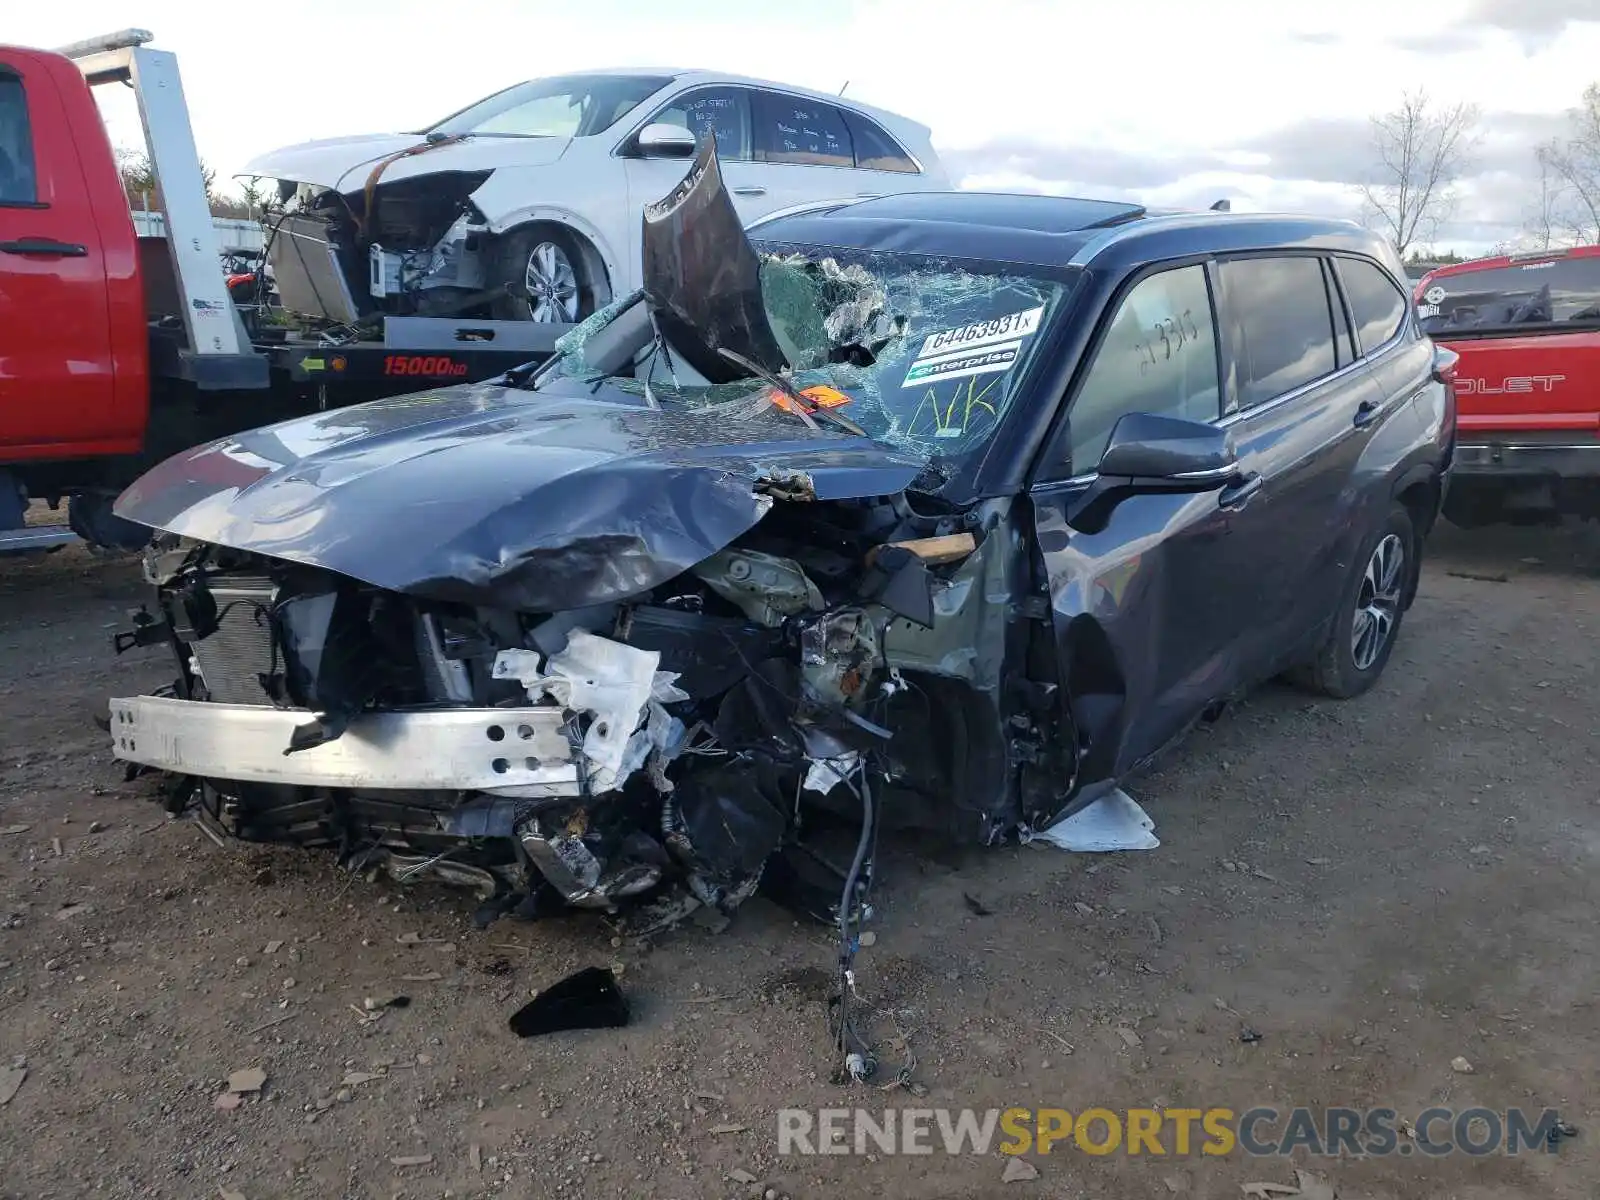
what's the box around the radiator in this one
[190,575,281,706]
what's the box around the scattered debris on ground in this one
[508,966,630,1037]
[1001,1156,1039,1182]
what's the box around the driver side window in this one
[648,88,752,160]
[1062,264,1221,476]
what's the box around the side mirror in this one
[635,123,698,159]
[1096,412,1239,484]
[1067,413,1241,534]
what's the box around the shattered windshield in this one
[426,74,674,138]
[536,246,1077,488]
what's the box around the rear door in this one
[1212,253,1403,676]
[747,91,863,209]
[0,52,115,455]
[1417,253,1600,437]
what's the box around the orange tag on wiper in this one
[770,384,854,415]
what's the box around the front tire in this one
[489,225,599,324]
[1294,503,1415,699]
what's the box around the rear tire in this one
[489,225,600,324]
[1293,503,1415,699]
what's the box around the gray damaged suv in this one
[106,152,1456,930]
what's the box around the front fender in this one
[479,199,623,292]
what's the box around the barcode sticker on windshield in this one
[917,305,1044,359]
[903,342,1021,388]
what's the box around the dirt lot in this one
[1,520,1597,1200]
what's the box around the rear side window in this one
[0,70,38,205]
[1417,255,1600,335]
[1337,257,1408,353]
[753,93,853,167]
[1220,256,1339,412]
[844,112,918,173]
[1063,264,1221,475]
[650,87,752,160]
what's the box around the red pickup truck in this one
[0,31,275,551]
[1415,246,1600,526]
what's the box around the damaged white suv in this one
[248,68,948,326]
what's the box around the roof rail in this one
[52,29,153,60]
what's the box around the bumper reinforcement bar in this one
[108,695,579,792]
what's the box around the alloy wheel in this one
[523,241,579,323]
[1350,532,1405,671]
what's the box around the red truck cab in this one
[1416,247,1600,526]
[1,32,275,551]
[0,45,149,471]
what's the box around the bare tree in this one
[1533,82,1600,245]
[1521,153,1567,251]
[1358,90,1481,258]
[115,145,221,212]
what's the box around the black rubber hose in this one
[834,764,876,1065]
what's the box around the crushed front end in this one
[113,484,1057,928]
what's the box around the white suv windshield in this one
[427,74,674,138]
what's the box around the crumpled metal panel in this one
[111,384,925,611]
[640,132,788,381]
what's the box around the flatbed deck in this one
[256,316,570,386]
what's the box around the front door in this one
[621,86,778,288]
[1026,261,1268,788]
[0,53,116,456]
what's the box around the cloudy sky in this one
[11,0,1600,253]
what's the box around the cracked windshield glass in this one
[539,248,1079,483]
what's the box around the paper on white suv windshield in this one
[902,305,1044,388]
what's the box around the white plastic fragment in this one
[803,752,860,794]
[493,632,687,793]
[1032,788,1160,852]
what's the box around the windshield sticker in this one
[905,375,1002,441]
[902,343,1021,387]
[917,305,1045,358]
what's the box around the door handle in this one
[1353,399,1383,428]
[1218,471,1263,511]
[730,185,767,196]
[0,239,88,257]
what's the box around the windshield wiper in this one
[715,348,867,437]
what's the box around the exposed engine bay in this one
[269,169,499,325]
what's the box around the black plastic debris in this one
[1239,1026,1263,1044]
[508,967,630,1038]
[1549,1119,1579,1149]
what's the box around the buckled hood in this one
[113,386,925,612]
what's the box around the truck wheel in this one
[68,493,150,552]
[489,225,599,324]
[1291,503,1416,700]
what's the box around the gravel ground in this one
[1,519,1597,1200]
